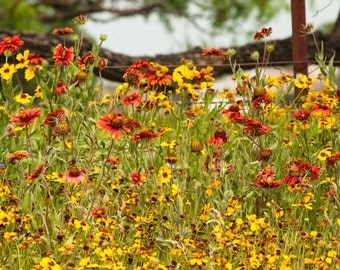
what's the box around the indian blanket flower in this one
[107,157,122,165]
[202,48,227,57]
[132,129,159,142]
[252,95,272,111]
[0,63,16,80]
[64,165,87,184]
[222,103,242,121]
[43,109,66,128]
[0,34,24,55]
[8,151,29,163]
[254,166,281,188]
[77,51,96,69]
[208,128,228,145]
[242,119,271,137]
[123,92,141,105]
[55,80,68,95]
[91,206,107,217]
[52,44,74,66]
[27,163,46,183]
[11,108,41,126]
[283,159,320,185]
[97,113,136,139]
[53,27,74,35]
[326,152,340,168]
[130,171,145,186]
[294,109,311,121]
[254,27,273,40]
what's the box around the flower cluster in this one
[0,23,339,269]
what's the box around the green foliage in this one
[0,0,42,31]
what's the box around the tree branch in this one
[0,30,339,83]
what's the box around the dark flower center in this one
[110,118,123,129]
[214,128,227,138]
[69,166,81,177]
[19,111,29,122]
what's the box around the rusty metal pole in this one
[291,0,308,98]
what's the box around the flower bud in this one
[191,140,204,153]
[266,43,275,53]
[250,51,260,61]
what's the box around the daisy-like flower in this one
[0,63,16,80]
[55,80,68,95]
[221,103,242,121]
[64,165,87,184]
[15,93,32,104]
[97,113,132,139]
[253,27,272,40]
[202,48,227,57]
[254,166,281,188]
[107,157,122,165]
[43,109,66,128]
[318,146,332,161]
[15,49,30,69]
[91,206,107,218]
[132,129,159,142]
[326,152,340,168]
[242,119,271,137]
[130,171,145,186]
[52,44,74,66]
[11,108,41,126]
[123,92,140,105]
[160,140,177,150]
[208,128,228,145]
[26,162,46,183]
[0,34,24,55]
[8,151,29,163]
[294,109,311,121]
[77,51,96,69]
[53,27,74,35]
[158,165,172,183]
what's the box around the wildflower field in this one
[0,17,339,269]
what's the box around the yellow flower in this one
[74,219,90,231]
[318,116,335,129]
[3,231,17,242]
[0,63,16,80]
[318,147,332,161]
[25,64,41,81]
[34,85,43,98]
[171,184,181,198]
[15,93,32,104]
[38,257,62,270]
[160,140,177,149]
[15,49,30,69]
[158,165,172,183]
[149,91,166,100]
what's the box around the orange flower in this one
[97,113,140,139]
[0,35,24,55]
[53,44,74,66]
[242,119,271,136]
[202,48,227,57]
[11,108,41,126]
[53,27,74,35]
[254,27,273,40]
[132,129,159,142]
[64,166,87,184]
[8,151,29,163]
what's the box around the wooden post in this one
[291,0,308,98]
